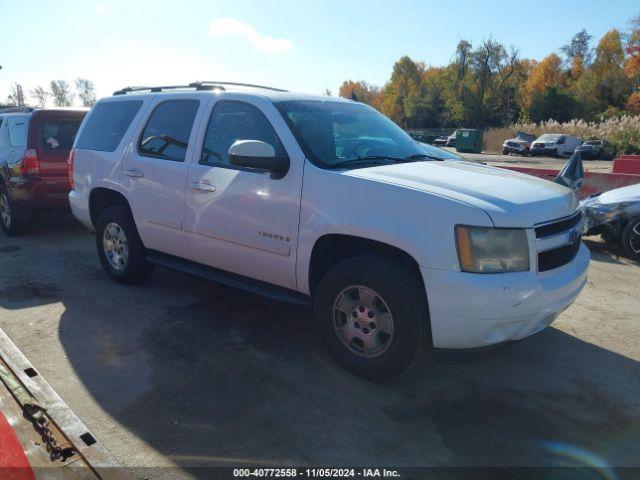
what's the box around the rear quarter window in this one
[8,117,28,147]
[76,101,143,152]
[41,118,83,151]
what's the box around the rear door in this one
[30,112,85,178]
[122,95,208,260]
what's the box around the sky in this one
[0,0,638,105]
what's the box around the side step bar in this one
[147,251,312,306]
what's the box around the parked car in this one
[530,134,582,157]
[69,82,589,380]
[575,140,615,160]
[445,131,458,147]
[502,131,537,156]
[432,135,448,147]
[581,183,640,261]
[0,107,86,235]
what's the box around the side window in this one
[76,101,143,152]
[138,100,199,162]
[8,118,28,147]
[200,101,286,167]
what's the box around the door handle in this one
[124,169,144,178]
[190,181,216,192]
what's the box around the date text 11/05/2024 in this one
[232,468,401,478]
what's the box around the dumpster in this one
[455,129,483,153]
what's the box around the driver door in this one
[184,98,304,290]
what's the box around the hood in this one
[595,183,640,204]
[346,160,577,227]
[505,138,529,144]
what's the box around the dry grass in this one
[483,116,640,155]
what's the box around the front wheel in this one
[95,205,153,284]
[314,255,431,381]
[622,218,640,262]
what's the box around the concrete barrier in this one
[499,166,640,199]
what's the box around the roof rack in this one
[113,81,287,96]
[0,106,35,113]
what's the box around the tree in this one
[528,87,581,123]
[338,80,381,108]
[75,78,96,107]
[50,80,74,107]
[6,83,25,106]
[561,29,593,77]
[628,91,640,114]
[379,56,425,127]
[591,30,631,111]
[30,86,49,108]
[522,54,564,110]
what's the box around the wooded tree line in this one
[339,14,640,129]
[4,79,96,108]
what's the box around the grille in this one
[535,211,583,272]
[533,142,546,148]
[535,211,582,239]
[538,239,581,272]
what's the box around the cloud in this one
[96,3,107,14]
[208,18,293,54]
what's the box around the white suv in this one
[69,82,589,380]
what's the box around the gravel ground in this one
[0,214,639,479]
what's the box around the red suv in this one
[0,107,86,235]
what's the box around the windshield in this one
[538,134,562,141]
[515,132,536,142]
[275,100,430,168]
[419,142,462,160]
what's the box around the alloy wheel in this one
[332,285,395,358]
[103,222,129,271]
[0,193,11,228]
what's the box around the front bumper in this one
[503,145,529,154]
[420,244,589,349]
[531,147,557,156]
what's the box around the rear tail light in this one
[19,149,40,176]
[68,148,75,189]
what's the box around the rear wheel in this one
[314,255,431,381]
[95,205,153,284]
[622,218,640,262]
[0,187,31,236]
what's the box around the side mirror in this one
[228,140,288,177]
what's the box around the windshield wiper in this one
[328,156,404,169]
[407,153,445,161]
[328,153,444,170]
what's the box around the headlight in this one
[455,226,530,273]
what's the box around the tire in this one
[95,205,153,284]
[621,218,640,263]
[0,186,31,236]
[314,255,431,381]
[503,149,509,156]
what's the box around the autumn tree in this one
[379,56,426,127]
[30,86,49,108]
[50,80,74,107]
[590,29,631,113]
[522,54,564,110]
[338,80,381,109]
